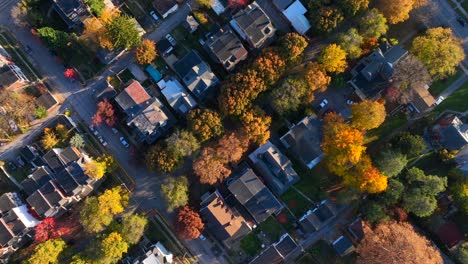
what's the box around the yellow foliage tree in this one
[99,232,128,263]
[41,128,59,151]
[84,159,107,179]
[318,44,347,74]
[98,186,129,215]
[240,108,271,145]
[350,100,386,130]
[377,0,414,24]
[346,155,388,193]
[302,62,331,102]
[135,39,157,65]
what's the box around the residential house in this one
[272,0,311,35]
[455,145,468,176]
[156,39,174,57]
[199,190,252,248]
[53,162,94,199]
[346,218,364,243]
[408,85,436,113]
[26,181,72,219]
[280,114,324,169]
[131,242,174,263]
[435,221,464,250]
[230,1,276,49]
[432,115,468,150]
[173,51,219,99]
[0,45,28,90]
[52,0,91,30]
[42,146,83,173]
[298,200,337,234]
[0,193,39,258]
[20,166,54,195]
[249,233,298,264]
[153,0,178,19]
[205,26,248,71]
[115,80,175,143]
[349,42,408,101]
[248,141,299,196]
[184,15,199,33]
[227,165,283,224]
[157,77,197,115]
[36,91,59,111]
[210,0,228,15]
[332,235,355,257]
[19,145,39,165]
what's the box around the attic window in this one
[263,27,271,35]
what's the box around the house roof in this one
[19,145,37,162]
[184,15,199,33]
[59,146,82,165]
[115,80,151,116]
[173,51,219,98]
[436,221,464,249]
[0,193,22,215]
[26,181,65,218]
[347,218,364,242]
[206,26,248,71]
[272,0,294,10]
[94,80,117,101]
[332,235,355,256]
[21,166,54,195]
[96,47,126,65]
[52,0,90,27]
[0,219,14,247]
[211,0,228,15]
[455,145,468,175]
[438,116,468,150]
[156,39,173,54]
[153,0,177,16]
[200,191,251,247]
[227,166,283,223]
[36,92,58,110]
[230,2,275,48]
[299,200,337,233]
[54,167,81,196]
[250,233,298,264]
[280,114,324,169]
[158,78,197,114]
[282,0,311,35]
[410,85,435,113]
[249,141,299,195]
[0,65,20,89]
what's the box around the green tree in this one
[35,105,47,119]
[456,242,468,264]
[271,78,308,115]
[70,133,85,148]
[451,178,468,214]
[339,0,369,16]
[84,0,105,17]
[378,178,404,206]
[359,9,388,38]
[374,150,408,177]
[278,33,308,62]
[392,132,427,158]
[313,7,344,34]
[361,201,389,225]
[121,214,148,245]
[98,232,128,264]
[104,14,141,49]
[318,44,347,74]
[37,27,70,51]
[187,109,224,142]
[166,130,200,158]
[402,188,438,217]
[338,28,363,59]
[26,238,66,264]
[161,176,189,212]
[411,27,465,80]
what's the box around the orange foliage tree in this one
[279,32,308,63]
[350,100,386,130]
[347,155,388,193]
[357,221,443,264]
[193,148,231,185]
[377,0,414,24]
[252,47,286,86]
[302,62,331,102]
[135,39,157,65]
[187,109,224,142]
[215,132,249,164]
[174,206,204,240]
[240,108,271,145]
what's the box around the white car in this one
[149,11,159,21]
[346,99,354,105]
[317,99,328,110]
[120,137,130,148]
[199,234,206,241]
[435,96,445,105]
[111,127,119,134]
[98,136,108,147]
[165,34,177,46]
[89,125,99,136]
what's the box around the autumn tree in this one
[359,8,388,38]
[338,28,363,59]
[193,148,231,185]
[70,133,85,148]
[252,48,286,86]
[215,132,249,164]
[377,0,414,24]
[92,99,116,126]
[271,78,309,115]
[346,155,388,193]
[41,128,59,150]
[26,238,67,264]
[411,27,465,80]
[312,7,344,34]
[174,206,204,240]
[318,44,347,74]
[322,113,366,175]
[357,221,443,264]
[165,130,200,158]
[96,154,117,173]
[98,232,128,263]
[187,109,224,142]
[135,39,157,65]
[451,177,468,214]
[34,217,59,242]
[392,132,426,157]
[146,144,181,172]
[350,100,386,130]
[83,159,107,179]
[161,176,189,212]
[103,14,141,49]
[240,108,271,145]
[55,124,68,140]
[302,62,331,98]
[338,0,369,16]
[374,150,408,177]
[391,55,432,92]
[119,214,148,245]
[278,33,308,63]
[82,17,105,47]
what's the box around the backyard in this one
[239,233,262,256]
[281,188,314,218]
[296,240,356,264]
[364,113,408,144]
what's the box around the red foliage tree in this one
[92,99,116,126]
[34,218,59,242]
[64,68,76,79]
[174,206,204,240]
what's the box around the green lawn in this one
[412,151,454,177]
[118,69,135,84]
[365,113,407,144]
[307,240,356,264]
[257,216,287,241]
[240,233,262,256]
[428,69,462,97]
[281,189,313,218]
[292,163,335,201]
[433,81,468,113]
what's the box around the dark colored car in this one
[457,17,466,27]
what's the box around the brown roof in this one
[411,85,435,112]
[126,80,151,105]
[205,196,244,237]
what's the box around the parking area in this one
[313,86,356,120]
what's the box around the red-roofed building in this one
[435,221,464,250]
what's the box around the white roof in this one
[283,0,311,35]
[158,78,197,112]
[211,0,226,15]
[12,205,40,228]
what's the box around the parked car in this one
[456,16,466,26]
[98,136,108,147]
[199,234,206,241]
[165,34,177,46]
[346,99,355,105]
[435,96,445,105]
[89,125,99,136]
[25,45,33,55]
[111,127,119,134]
[120,137,130,148]
[317,99,328,111]
[149,11,159,21]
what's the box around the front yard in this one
[428,69,462,97]
[364,113,407,144]
[433,80,468,113]
[281,188,313,218]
